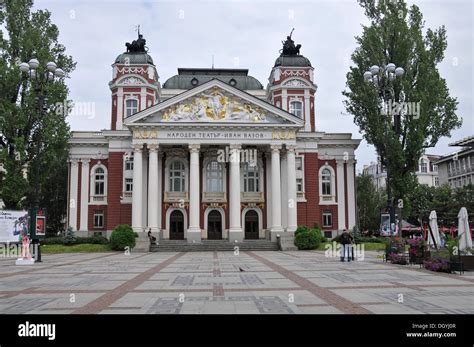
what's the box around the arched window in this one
[243,163,259,193]
[321,168,331,196]
[125,99,138,117]
[206,160,224,192]
[94,167,105,195]
[289,100,303,118]
[169,160,185,192]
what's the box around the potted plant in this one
[384,237,405,261]
[407,237,428,264]
[446,234,464,273]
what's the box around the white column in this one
[229,144,243,242]
[336,160,346,231]
[347,159,356,229]
[187,144,201,242]
[69,160,79,231]
[270,145,283,238]
[280,151,288,229]
[116,90,124,130]
[131,144,143,233]
[265,152,272,231]
[147,144,159,233]
[79,159,90,232]
[157,151,163,231]
[286,145,297,232]
[282,90,288,111]
[142,149,148,228]
[304,89,311,132]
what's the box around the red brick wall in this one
[296,154,340,230]
[105,153,122,230]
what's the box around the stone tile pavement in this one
[0,250,473,314]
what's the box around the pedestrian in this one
[340,229,354,262]
[147,229,157,244]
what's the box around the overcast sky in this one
[34,0,473,172]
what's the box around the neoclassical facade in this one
[67,33,360,243]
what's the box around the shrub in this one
[423,256,450,272]
[295,228,321,250]
[42,237,64,245]
[295,225,309,236]
[63,227,76,245]
[110,224,136,251]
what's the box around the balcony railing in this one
[241,192,264,203]
[202,192,226,203]
[164,191,188,203]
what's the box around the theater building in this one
[67,33,360,245]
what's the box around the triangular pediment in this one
[124,79,304,127]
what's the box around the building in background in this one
[363,154,441,189]
[66,32,360,245]
[436,136,474,188]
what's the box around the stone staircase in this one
[150,239,279,252]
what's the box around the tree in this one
[0,0,75,232]
[343,0,461,210]
[356,173,385,232]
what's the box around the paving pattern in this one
[0,250,473,314]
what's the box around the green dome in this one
[115,52,154,65]
[274,55,312,67]
[163,68,263,90]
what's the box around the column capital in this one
[286,144,297,153]
[189,144,200,153]
[133,144,143,153]
[336,159,345,166]
[69,158,79,167]
[80,159,90,166]
[148,144,159,153]
[270,144,282,152]
[229,144,241,151]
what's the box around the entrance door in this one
[244,210,259,240]
[207,210,222,240]
[170,210,184,240]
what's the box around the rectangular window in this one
[421,162,427,173]
[296,178,303,193]
[125,159,134,171]
[125,178,133,192]
[432,164,438,172]
[125,99,138,118]
[93,210,104,228]
[295,157,303,171]
[434,177,439,187]
[323,212,332,228]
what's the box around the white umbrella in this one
[428,210,441,248]
[458,207,472,253]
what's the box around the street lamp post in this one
[363,63,404,237]
[19,59,65,262]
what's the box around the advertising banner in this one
[0,210,29,243]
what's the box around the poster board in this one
[0,210,29,243]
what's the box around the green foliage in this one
[43,235,109,245]
[295,225,310,236]
[62,226,76,245]
[294,227,322,250]
[0,0,75,232]
[406,183,474,225]
[343,0,461,210]
[110,224,136,251]
[356,173,386,232]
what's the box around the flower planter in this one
[449,261,464,274]
[459,255,474,271]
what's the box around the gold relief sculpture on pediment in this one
[161,89,268,123]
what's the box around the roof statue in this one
[280,28,301,56]
[125,26,148,53]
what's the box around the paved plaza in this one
[0,250,473,314]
